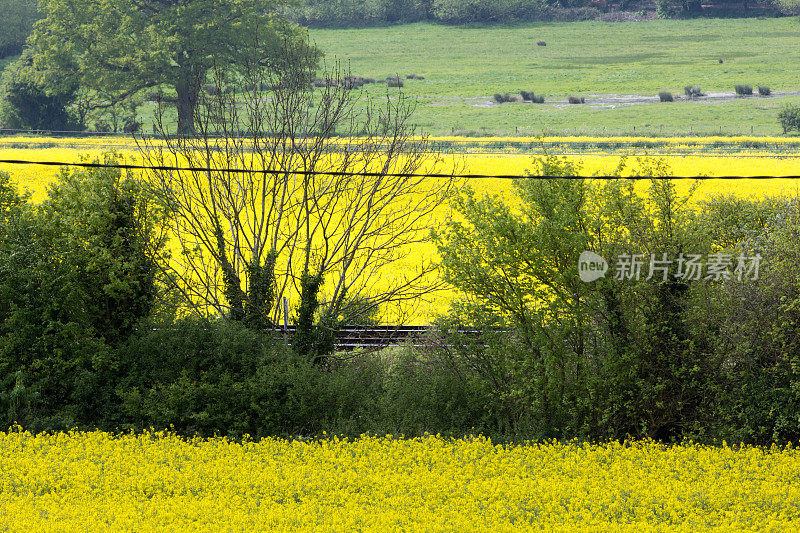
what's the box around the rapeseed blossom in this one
[0,429,797,530]
[3,138,800,320]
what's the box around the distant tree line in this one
[282,0,782,26]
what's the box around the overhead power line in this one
[1,158,800,180]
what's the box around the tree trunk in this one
[175,74,200,135]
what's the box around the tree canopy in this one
[29,0,316,132]
[0,0,40,59]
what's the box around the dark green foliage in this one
[493,93,518,103]
[684,85,703,98]
[381,347,508,438]
[115,318,322,438]
[778,104,800,134]
[0,0,39,59]
[431,0,547,24]
[659,91,673,102]
[521,90,544,102]
[386,76,404,87]
[0,158,164,430]
[0,49,83,132]
[758,86,771,96]
[294,272,332,362]
[734,84,753,96]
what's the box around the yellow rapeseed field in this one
[3,137,800,320]
[0,429,798,531]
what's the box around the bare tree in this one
[136,41,459,359]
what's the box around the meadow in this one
[1,429,798,530]
[4,18,800,137]
[303,18,800,137]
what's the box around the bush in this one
[568,95,585,104]
[0,50,83,132]
[94,120,112,133]
[659,91,673,102]
[0,157,165,431]
[735,84,753,96]
[684,86,703,98]
[116,318,322,438]
[758,86,771,96]
[342,76,364,90]
[386,76,403,88]
[381,345,508,439]
[494,93,520,103]
[521,91,545,103]
[778,104,800,134]
[406,74,425,80]
[122,119,142,134]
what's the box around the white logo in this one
[578,251,608,282]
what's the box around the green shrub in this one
[568,95,585,104]
[734,84,753,96]
[521,91,544,103]
[0,49,83,132]
[0,158,164,431]
[381,345,508,439]
[94,120,112,133]
[684,85,703,98]
[658,91,673,102]
[114,318,323,437]
[386,76,403,88]
[758,86,771,96]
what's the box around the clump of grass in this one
[531,94,544,103]
[362,77,376,84]
[386,76,404,88]
[735,84,753,96]
[758,86,771,96]
[568,96,585,104]
[658,91,673,102]
[406,74,425,80]
[684,86,703,98]
[537,41,546,46]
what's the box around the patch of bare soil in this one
[454,91,800,110]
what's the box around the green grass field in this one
[3,18,799,137]
[308,18,800,136]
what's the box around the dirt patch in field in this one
[453,91,800,110]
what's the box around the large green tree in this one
[29,0,315,133]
